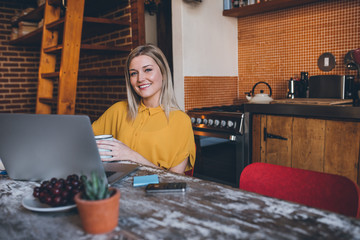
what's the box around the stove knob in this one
[191,117,195,124]
[196,118,202,124]
[208,119,214,126]
[220,120,226,127]
[227,120,234,128]
[203,119,208,125]
[214,119,220,127]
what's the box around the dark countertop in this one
[244,102,360,121]
[1,164,360,239]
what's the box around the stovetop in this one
[187,104,245,134]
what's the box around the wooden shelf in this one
[46,17,130,39]
[84,0,129,17]
[79,70,125,78]
[223,0,323,18]
[42,70,125,79]
[8,27,42,45]
[12,4,45,25]
[43,43,131,54]
[9,16,130,46]
[11,1,61,26]
[9,2,45,45]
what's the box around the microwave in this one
[308,75,354,99]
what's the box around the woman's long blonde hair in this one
[124,44,180,120]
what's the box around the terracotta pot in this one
[74,188,120,234]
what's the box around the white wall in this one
[145,13,157,45]
[172,0,238,108]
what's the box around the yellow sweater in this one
[92,101,196,171]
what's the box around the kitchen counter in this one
[1,164,360,239]
[248,99,360,184]
[244,100,360,121]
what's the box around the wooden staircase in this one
[36,0,85,114]
[34,0,132,115]
[8,0,142,116]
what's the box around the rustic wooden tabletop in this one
[1,164,360,240]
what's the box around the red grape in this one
[65,184,73,192]
[52,188,61,196]
[33,174,84,207]
[52,196,62,206]
[50,178,57,185]
[41,181,50,188]
[45,196,52,205]
[54,181,63,189]
[71,180,80,188]
[61,191,69,199]
[39,191,46,199]
[33,188,40,198]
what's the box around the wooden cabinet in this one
[324,121,360,182]
[260,115,292,167]
[252,114,360,184]
[223,0,322,18]
[292,117,325,172]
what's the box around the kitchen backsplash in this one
[184,76,240,110]
[185,0,360,110]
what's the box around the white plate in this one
[22,196,76,212]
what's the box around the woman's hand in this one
[169,158,188,174]
[96,139,158,168]
[96,139,190,174]
[96,138,132,161]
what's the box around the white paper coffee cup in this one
[95,135,113,159]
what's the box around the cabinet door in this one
[324,120,360,183]
[292,118,325,172]
[261,115,292,167]
[252,114,360,184]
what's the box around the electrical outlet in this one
[324,57,329,67]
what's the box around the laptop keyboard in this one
[105,171,116,177]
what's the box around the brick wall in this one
[76,2,132,122]
[0,1,39,113]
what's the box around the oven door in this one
[193,130,247,188]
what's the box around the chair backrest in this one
[239,162,360,218]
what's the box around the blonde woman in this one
[92,44,195,174]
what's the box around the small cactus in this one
[80,172,111,200]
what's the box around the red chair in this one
[239,162,360,218]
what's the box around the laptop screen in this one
[0,113,106,182]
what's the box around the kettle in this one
[245,81,273,104]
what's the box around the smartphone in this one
[145,182,186,193]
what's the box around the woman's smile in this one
[138,83,152,89]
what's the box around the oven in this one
[187,105,251,188]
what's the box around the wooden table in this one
[1,165,360,239]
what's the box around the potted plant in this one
[74,172,120,234]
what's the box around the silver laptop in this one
[0,113,137,183]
